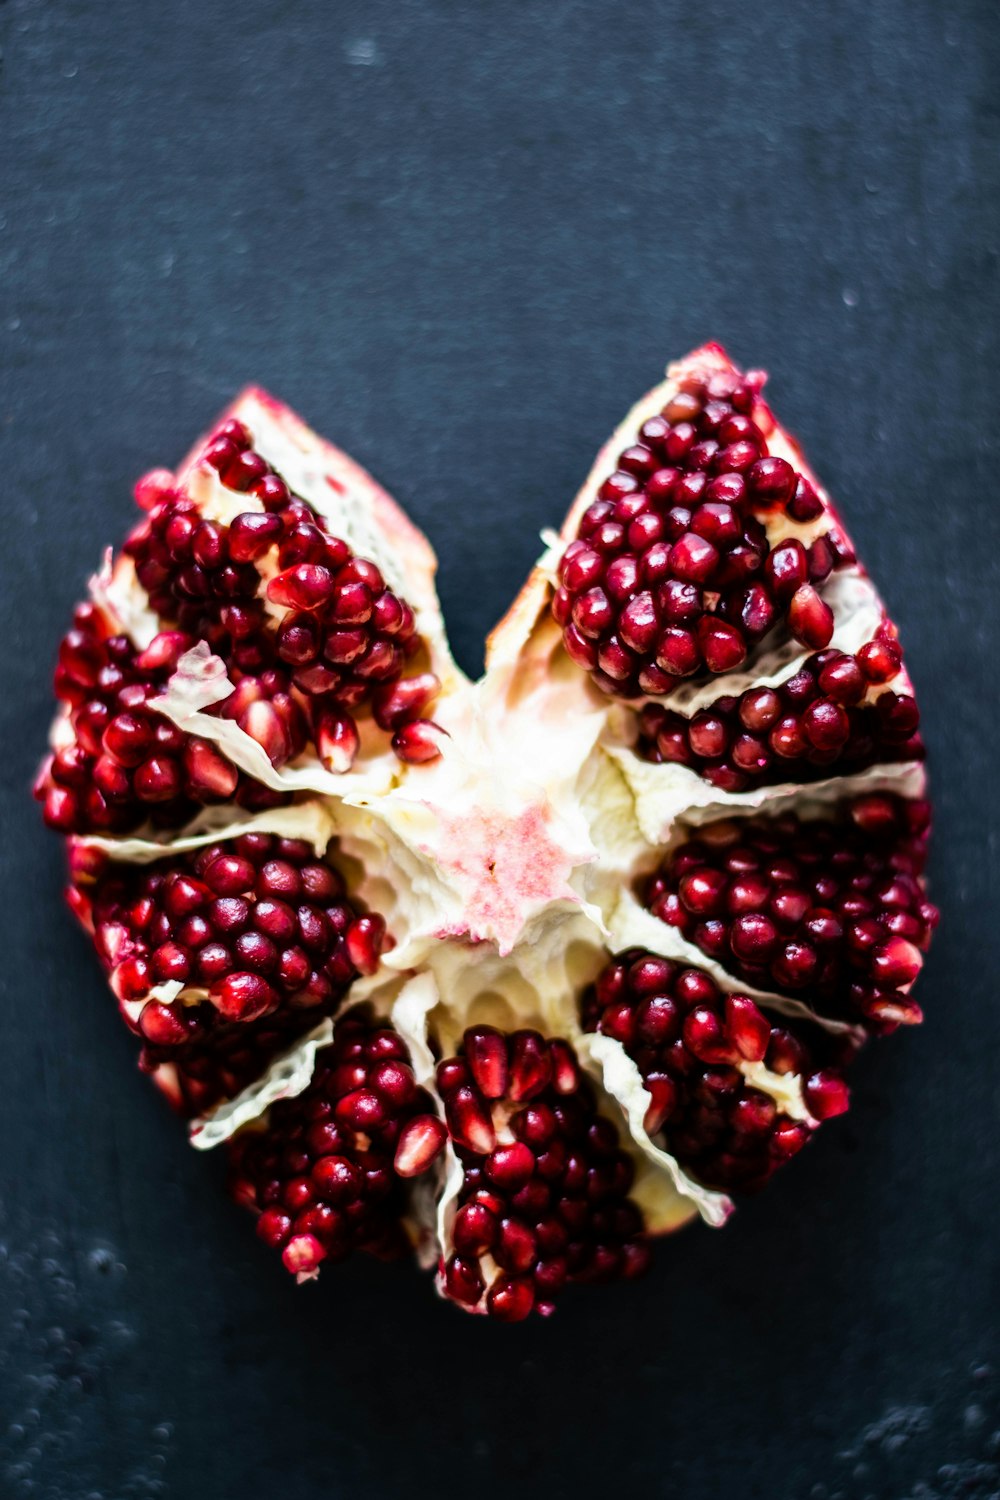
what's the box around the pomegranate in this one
[36,345,935,1320]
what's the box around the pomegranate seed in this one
[308,1154,360,1203]
[487,1278,535,1322]
[465,1026,509,1099]
[228,512,283,562]
[804,1072,850,1119]
[508,1031,553,1101]
[445,1086,496,1155]
[453,1201,499,1254]
[871,937,922,987]
[134,756,182,802]
[183,739,239,798]
[485,1142,535,1192]
[446,1256,485,1306]
[212,972,278,1022]
[345,915,384,976]
[392,720,444,764]
[223,450,270,492]
[372,673,440,731]
[788,585,835,650]
[394,1115,447,1177]
[315,710,360,773]
[725,994,770,1062]
[697,618,747,673]
[282,1234,327,1274]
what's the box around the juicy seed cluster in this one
[437,1027,651,1321]
[552,367,854,698]
[74,833,386,1107]
[636,626,921,790]
[125,420,441,771]
[646,795,938,1030]
[228,1011,446,1276]
[581,951,855,1193]
[34,602,280,835]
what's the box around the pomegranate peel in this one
[38,345,936,1320]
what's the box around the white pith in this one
[59,347,929,1306]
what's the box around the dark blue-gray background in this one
[2,2,998,1497]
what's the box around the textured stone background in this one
[1,2,998,1497]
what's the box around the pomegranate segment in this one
[436,1027,652,1320]
[552,353,855,700]
[34,601,287,835]
[582,951,857,1194]
[69,831,387,1113]
[635,623,923,792]
[227,1009,444,1277]
[645,794,937,1030]
[124,413,441,775]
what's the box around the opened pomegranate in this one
[36,345,934,1319]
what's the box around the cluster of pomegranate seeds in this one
[635,625,922,790]
[437,1027,651,1321]
[140,1007,344,1120]
[553,366,854,698]
[33,602,284,835]
[646,794,938,1030]
[581,951,855,1193]
[227,1009,446,1276]
[71,832,386,1095]
[124,420,441,772]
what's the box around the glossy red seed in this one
[392,720,444,764]
[465,1027,509,1099]
[487,1277,535,1322]
[211,972,278,1022]
[445,1086,497,1155]
[228,512,283,562]
[788,584,835,649]
[394,1115,448,1177]
[485,1142,535,1192]
[452,1201,499,1255]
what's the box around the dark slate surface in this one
[2,1,999,1496]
